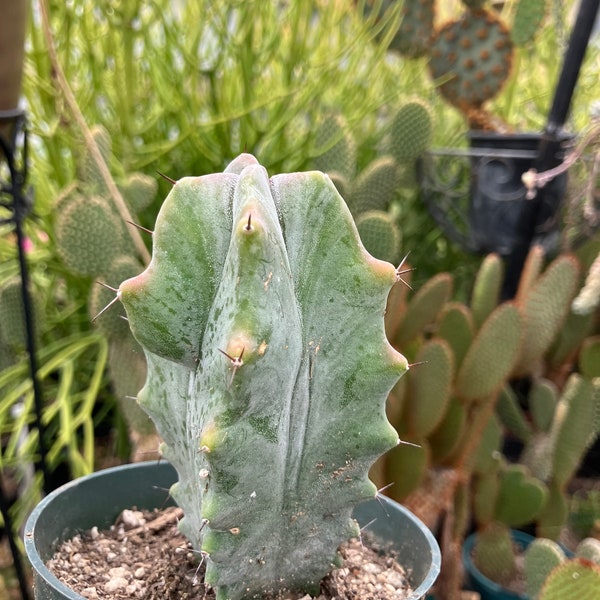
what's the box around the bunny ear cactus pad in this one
[119,154,407,600]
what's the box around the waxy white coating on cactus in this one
[119,155,408,600]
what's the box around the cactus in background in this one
[393,0,436,58]
[472,463,547,584]
[525,537,600,600]
[378,244,600,597]
[53,124,158,457]
[360,0,435,58]
[360,1,549,131]
[524,538,566,600]
[572,251,600,316]
[312,113,357,182]
[428,8,514,110]
[384,99,433,164]
[569,489,600,540]
[379,255,522,527]
[539,559,600,600]
[118,154,408,600]
[311,100,433,264]
[511,0,547,47]
[55,195,125,277]
[355,210,402,264]
[0,276,44,351]
[347,155,400,214]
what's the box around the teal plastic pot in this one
[25,461,441,599]
[463,530,534,600]
[463,530,575,600]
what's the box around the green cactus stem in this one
[119,154,407,600]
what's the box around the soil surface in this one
[47,506,415,599]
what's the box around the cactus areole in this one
[118,154,408,600]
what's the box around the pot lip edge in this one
[24,461,441,599]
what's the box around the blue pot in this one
[25,461,441,599]
[463,530,534,600]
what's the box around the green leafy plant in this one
[115,154,408,599]
[0,232,111,531]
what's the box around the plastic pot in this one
[25,461,441,599]
[463,529,535,600]
[467,131,571,257]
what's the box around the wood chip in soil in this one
[47,506,415,599]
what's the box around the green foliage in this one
[0,332,109,530]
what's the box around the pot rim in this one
[25,461,441,599]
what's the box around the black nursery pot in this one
[467,131,571,257]
[25,461,441,600]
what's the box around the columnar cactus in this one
[118,154,408,600]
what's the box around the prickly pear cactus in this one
[429,8,513,108]
[119,154,407,600]
[393,0,436,58]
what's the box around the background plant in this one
[1,0,598,595]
